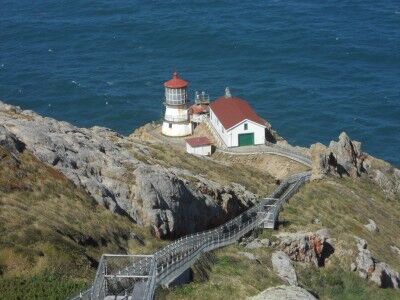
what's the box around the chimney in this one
[224,87,232,98]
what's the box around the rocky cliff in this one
[310,131,400,199]
[0,101,259,238]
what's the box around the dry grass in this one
[0,146,164,299]
[161,176,400,300]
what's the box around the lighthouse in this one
[162,72,192,137]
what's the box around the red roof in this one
[186,137,212,147]
[209,96,266,130]
[164,72,188,89]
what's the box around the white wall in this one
[209,108,265,147]
[162,121,192,137]
[186,144,212,156]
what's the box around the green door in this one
[238,133,254,146]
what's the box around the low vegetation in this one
[161,176,400,300]
[0,146,164,299]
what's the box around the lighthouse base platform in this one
[162,121,192,137]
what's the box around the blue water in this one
[1,1,399,166]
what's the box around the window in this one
[169,123,172,129]
[244,123,248,130]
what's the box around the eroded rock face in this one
[0,101,257,238]
[0,102,139,216]
[134,165,255,238]
[310,132,366,180]
[276,229,334,267]
[248,285,317,300]
[271,251,298,286]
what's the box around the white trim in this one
[209,107,266,132]
[226,118,266,132]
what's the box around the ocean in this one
[0,1,399,166]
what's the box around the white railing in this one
[72,171,310,300]
[164,115,189,123]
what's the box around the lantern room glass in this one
[165,88,187,105]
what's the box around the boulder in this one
[370,262,400,289]
[248,285,316,300]
[353,236,400,288]
[276,229,333,267]
[364,219,379,233]
[355,237,368,251]
[271,251,298,286]
[245,239,264,249]
[356,249,375,277]
[238,252,260,262]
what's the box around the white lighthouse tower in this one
[162,72,192,137]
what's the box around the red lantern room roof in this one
[164,72,188,89]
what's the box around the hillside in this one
[0,101,399,299]
[161,177,400,300]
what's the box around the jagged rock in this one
[370,262,400,288]
[310,143,330,180]
[134,164,255,238]
[0,101,257,238]
[0,125,25,155]
[310,132,366,180]
[271,251,298,286]
[353,236,400,288]
[248,285,317,300]
[276,229,333,267]
[355,237,368,251]
[356,249,375,277]
[364,219,379,233]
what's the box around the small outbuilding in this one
[185,137,212,156]
[209,88,267,147]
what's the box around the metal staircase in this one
[70,171,311,300]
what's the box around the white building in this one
[185,137,212,156]
[209,88,267,147]
[162,72,192,137]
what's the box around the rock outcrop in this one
[365,160,400,199]
[0,101,257,238]
[248,285,317,300]
[271,251,298,286]
[310,132,366,180]
[276,229,334,267]
[0,125,25,155]
[364,219,379,233]
[134,165,255,238]
[352,237,400,288]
